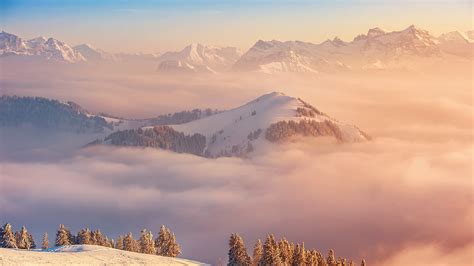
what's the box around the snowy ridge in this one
[0,31,85,63]
[234,25,472,73]
[2,25,471,68]
[157,43,241,73]
[73,43,117,61]
[167,92,369,157]
[0,245,208,265]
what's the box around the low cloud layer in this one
[1,136,472,264]
[0,62,472,264]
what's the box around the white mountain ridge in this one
[0,31,85,63]
[1,25,472,69]
[234,25,467,73]
[0,245,208,265]
[156,43,242,73]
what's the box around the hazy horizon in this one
[1,0,472,53]
[0,1,472,265]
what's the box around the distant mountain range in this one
[1,25,472,72]
[0,93,369,158]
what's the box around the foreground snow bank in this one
[0,245,209,265]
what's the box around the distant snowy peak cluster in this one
[157,43,242,73]
[1,25,472,70]
[235,25,473,73]
[0,31,85,63]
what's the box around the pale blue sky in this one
[1,0,471,53]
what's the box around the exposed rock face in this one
[104,126,206,156]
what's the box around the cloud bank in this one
[0,62,472,264]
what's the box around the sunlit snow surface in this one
[0,245,208,266]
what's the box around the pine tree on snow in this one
[292,243,306,266]
[42,232,49,250]
[305,249,318,266]
[227,233,251,266]
[278,237,292,264]
[16,226,31,249]
[262,234,281,265]
[76,228,92,245]
[251,239,263,266]
[327,249,336,266]
[115,235,124,250]
[155,225,169,256]
[123,232,138,252]
[166,232,181,257]
[0,223,17,248]
[139,229,156,254]
[155,225,181,257]
[92,229,106,246]
[28,232,36,249]
[55,224,72,246]
[108,238,115,248]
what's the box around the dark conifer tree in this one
[292,243,306,266]
[17,226,31,249]
[252,239,263,266]
[77,228,92,245]
[139,229,156,254]
[0,223,17,248]
[55,224,72,246]
[227,233,251,266]
[155,225,181,257]
[28,232,36,249]
[262,234,281,265]
[327,249,336,266]
[42,232,49,250]
[115,235,124,250]
[123,232,138,252]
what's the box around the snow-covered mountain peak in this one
[157,43,241,73]
[166,92,369,157]
[367,27,386,38]
[332,36,346,46]
[438,31,469,43]
[0,32,85,62]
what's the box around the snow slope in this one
[169,92,369,157]
[73,43,117,61]
[0,245,208,266]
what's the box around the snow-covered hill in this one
[170,92,369,157]
[101,92,369,158]
[157,43,242,73]
[0,245,208,265]
[0,31,85,63]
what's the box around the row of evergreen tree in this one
[0,223,180,257]
[228,233,366,266]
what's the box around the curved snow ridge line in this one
[0,245,209,266]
